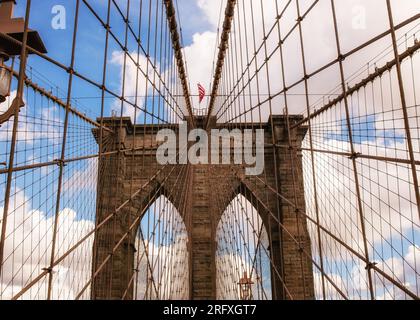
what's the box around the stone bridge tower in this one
[91,115,315,300]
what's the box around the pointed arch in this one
[133,194,189,300]
[215,180,273,235]
[215,194,272,300]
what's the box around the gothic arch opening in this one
[133,195,189,300]
[215,194,272,300]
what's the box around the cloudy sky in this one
[8,0,419,117]
[1,0,419,300]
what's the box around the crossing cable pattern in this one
[0,0,191,300]
[212,167,272,300]
[0,0,419,301]
[207,0,420,300]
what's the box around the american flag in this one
[197,83,205,104]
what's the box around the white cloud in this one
[186,0,420,300]
[216,194,272,300]
[62,158,98,195]
[187,0,420,124]
[0,191,190,300]
[0,91,61,144]
[313,245,420,299]
[196,0,227,30]
[109,51,159,123]
[303,137,420,299]
[184,31,218,107]
[135,233,189,300]
[0,189,95,300]
[134,196,189,300]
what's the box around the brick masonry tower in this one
[91,115,315,300]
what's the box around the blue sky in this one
[11,0,214,123]
[1,0,217,222]
[326,114,406,147]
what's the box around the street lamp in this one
[0,51,11,103]
[238,271,254,300]
[0,0,46,122]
